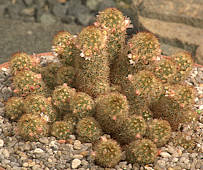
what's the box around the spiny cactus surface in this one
[5,7,198,167]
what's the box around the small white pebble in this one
[172,157,179,162]
[199,105,203,110]
[71,159,81,169]
[23,162,29,167]
[34,148,44,154]
[160,152,171,158]
[0,139,4,147]
[1,68,8,72]
[74,140,82,150]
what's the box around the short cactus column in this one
[75,26,111,98]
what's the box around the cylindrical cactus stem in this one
[95,8,132,64]
[127,32,161,70]
[75,25,111,98]
[52,31,80,67]
[170,51,194,83]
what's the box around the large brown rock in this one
[196,46,203,66]
[160,43,184,56]
[139,0,203,28]
[138,15,203,65]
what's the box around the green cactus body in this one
[12,70,48,98]
[150,83,196,131]
[93,136,122,168]
[115,115,147,144]
[150,57,177,84]
[127,32,161,68]
[4,97,24,120]
[69,92,95,120]
[95,8,130,63]
[75,25,110,98]
[181,109,197,124]
[136,105,153,121]
[171,51,194,83]
[56,66,76,87]
[173,132,196,152]
[109,84,122,93]
[95,92,129,134]
[10,52,41,76]
[17,113,49,141]
[110,52,139,87]
[40,62,62,91]
[170,83,196,109]
[63,114,78,124]
[23,94,56,123]
[52,83,76,112]
[123,71,164,110]
[76,117,103,143]
[52,31,80,67]
[125,139,158,165]
[146,119,172,147]
[50,120,75,140]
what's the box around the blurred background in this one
[0,0,202,65]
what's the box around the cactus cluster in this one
[4,7,198,167]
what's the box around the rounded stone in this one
[73,140,82,150]
[71,158,81,169]
[0,139,4,147]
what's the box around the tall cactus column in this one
[94,8,132,64]
[75,26,110,98]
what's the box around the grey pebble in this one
[39,137,49,144]
[40,13,57,25]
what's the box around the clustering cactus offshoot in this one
[40,62,62,91]
[17,113,49,141]
[150,83,197,130]
[51,83,76,112]
[10,52,40,76]
[125,139,158,165]
[76,117,103,143]
[50,120,75,140]
[150,57,177,84]
[56,66,76,87]
[114,114,147,144]
[52,31,80,67]
[146,119,172,147]
[4,96,24,120]
[95,92,129,134]
[92,136,122,168]
[171,51,194,83]
[23,94,57,123]
[5,7,199,167]
[69,92,95,120]
[12,70,48,98]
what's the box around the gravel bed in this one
[0,54,202,170]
